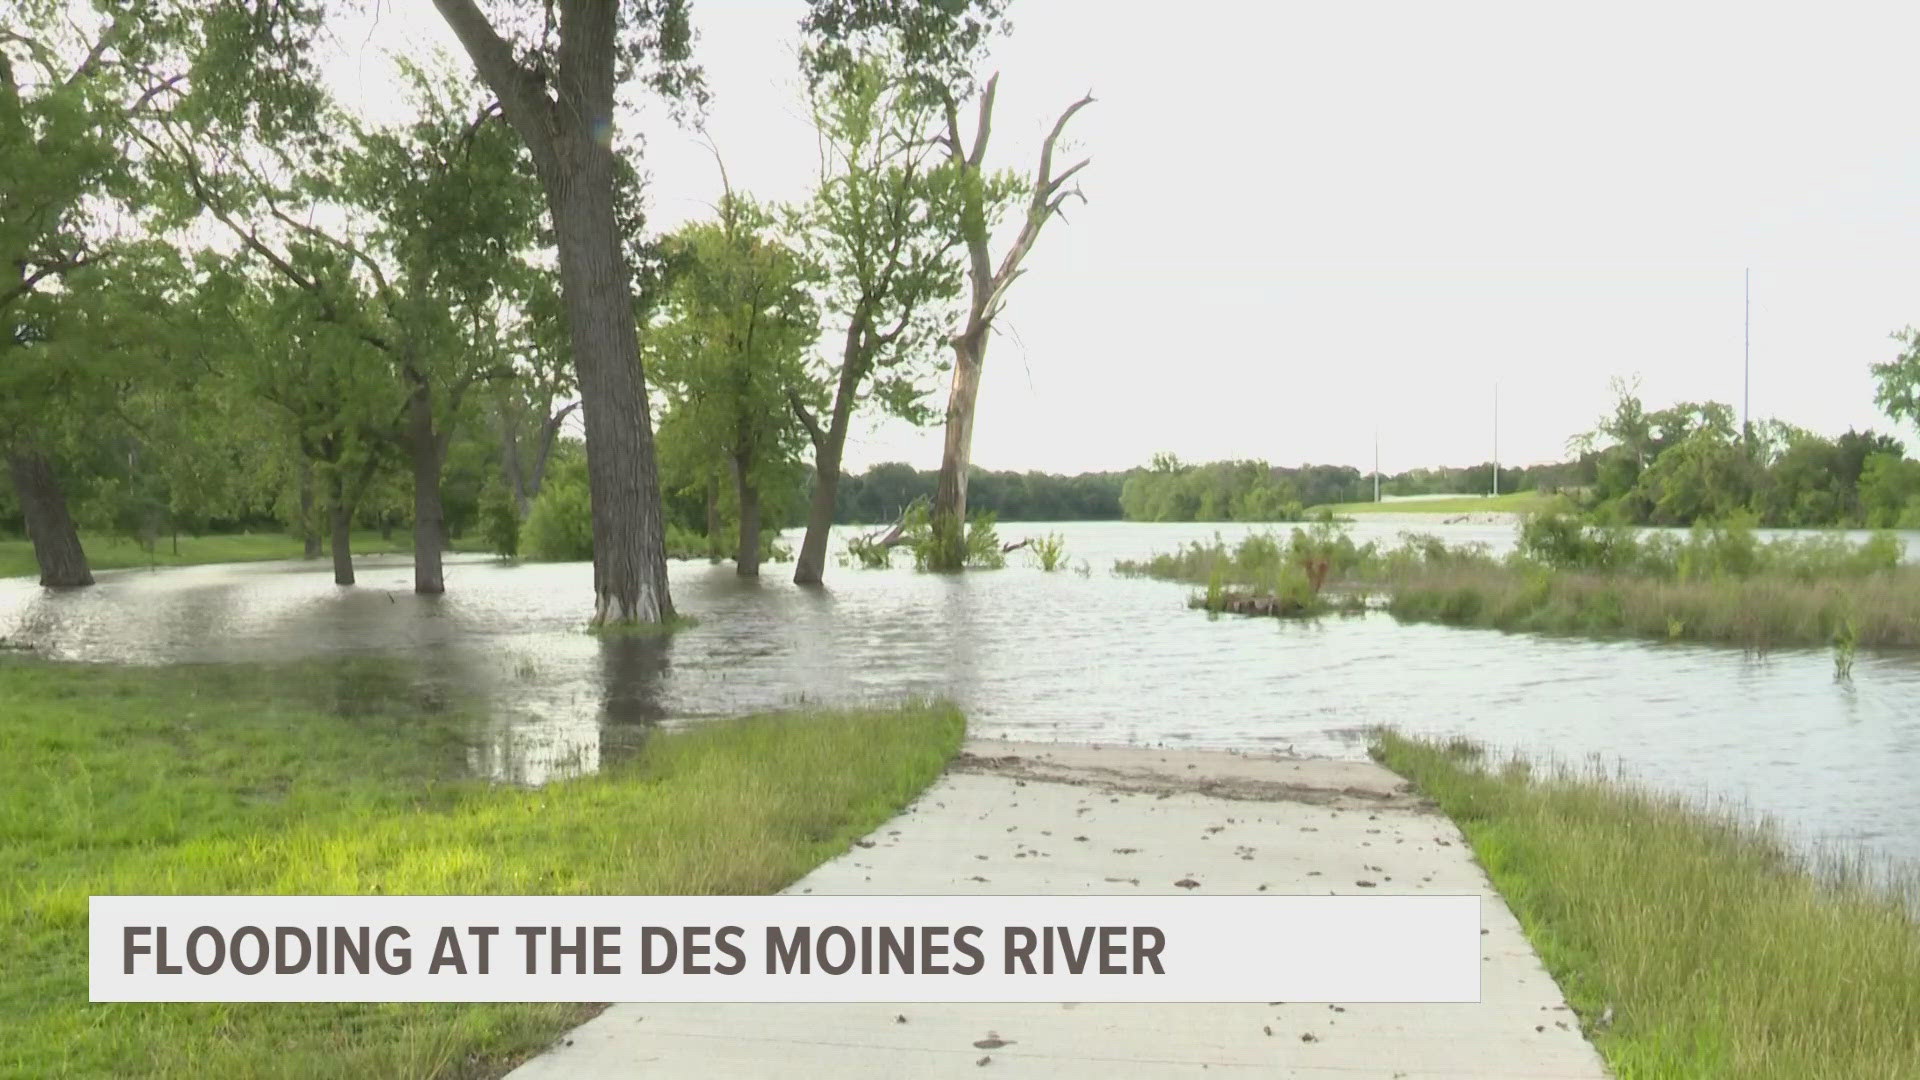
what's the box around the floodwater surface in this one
[2,520,1916,873]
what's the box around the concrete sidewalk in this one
[507,741,1609,1078]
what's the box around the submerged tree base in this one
[583,613,702,638]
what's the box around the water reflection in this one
[599,634,671,725]
[3,521,1918,873]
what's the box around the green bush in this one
[1029,532,1068,572]
[521,473,593,562]
[479,484,520,559]
[844,534,894,569]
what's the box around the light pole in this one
[1492,383,1500,497]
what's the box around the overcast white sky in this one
[331,1,1920,475]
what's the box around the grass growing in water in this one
[1372,732,1920,1080]
[1382,517,1919,649]
[1028,532,1068,572]
[0,656,962,1078]
[1117,523,1371,618]
[1121,511,1920,649]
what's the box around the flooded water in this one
[2,520,1917,873]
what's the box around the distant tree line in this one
[819,463,1125,524]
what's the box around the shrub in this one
[521,474,593,562]
[1029,532,1068,572]
[478,484,520,559]
[845,534,894,569]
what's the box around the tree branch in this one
[0,253,98,311]
[788,390,825,451]
[430,0,559,174]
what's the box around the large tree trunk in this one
[548,160,674,625]
[525,401,578,513]
[434,0,673,626]
[704,471,722,558]
[407,385,446,595]
[733,453,762,578]
[932,330,987,528]
[298,461,320,558]
[793,351,863,586]
[329,476,355,587]
[7,448,93,587]
[499,405,528,518]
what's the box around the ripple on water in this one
[3,522,1918,873]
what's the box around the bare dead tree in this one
[930,78,1093,533]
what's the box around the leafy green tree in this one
[145,53,544,592]
[1859,451,1920,528]
[431,0,702,625]
[788,58,965,584]
[649,191,820,576]
[1621,402,1749,525]
[1875,330,1920,434]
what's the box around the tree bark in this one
[793,341,864,585]
[733,453,761,578]
[407,383,446,595]
[500,405,527,517]
[7,448,93,587]
[932,329,986,526]
[525,400,578,514]
[703,470,722,557]
[299,461,320,558]
[929,84,1093,535]
[329,469,355,587]
[549,168,674,623]
[433,0,673,626]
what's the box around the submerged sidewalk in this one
[507,741,1609,1078]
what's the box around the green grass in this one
[1119,513,1919,649]
[1317,491,1559,516]
[0,656,963,1078]
[1372,732,1920,1080]
[0,531,491,581]
[1384,562,1920,649]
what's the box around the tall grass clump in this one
[1373,731,1920,1080]
[1384,510,1917,649]
[1029,532,1068,572]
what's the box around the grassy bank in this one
[1374,732,1920,1079]
[1383,515,1915,649]
[1385,562,1920,649]
[0,657,962,1078]
[1317,491,1557,516]
[0,531,489,581]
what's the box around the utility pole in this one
[1373,431,1380,502]
[1492,382,1500,497]
[1743,267,1751,453]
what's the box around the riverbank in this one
[507,741,1607,1078]
[1386,561,1920,649]
[0,531,491,581]
[1373,733,1920,1079]
[0,656,962,1078]
[1319,491,1555,518]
